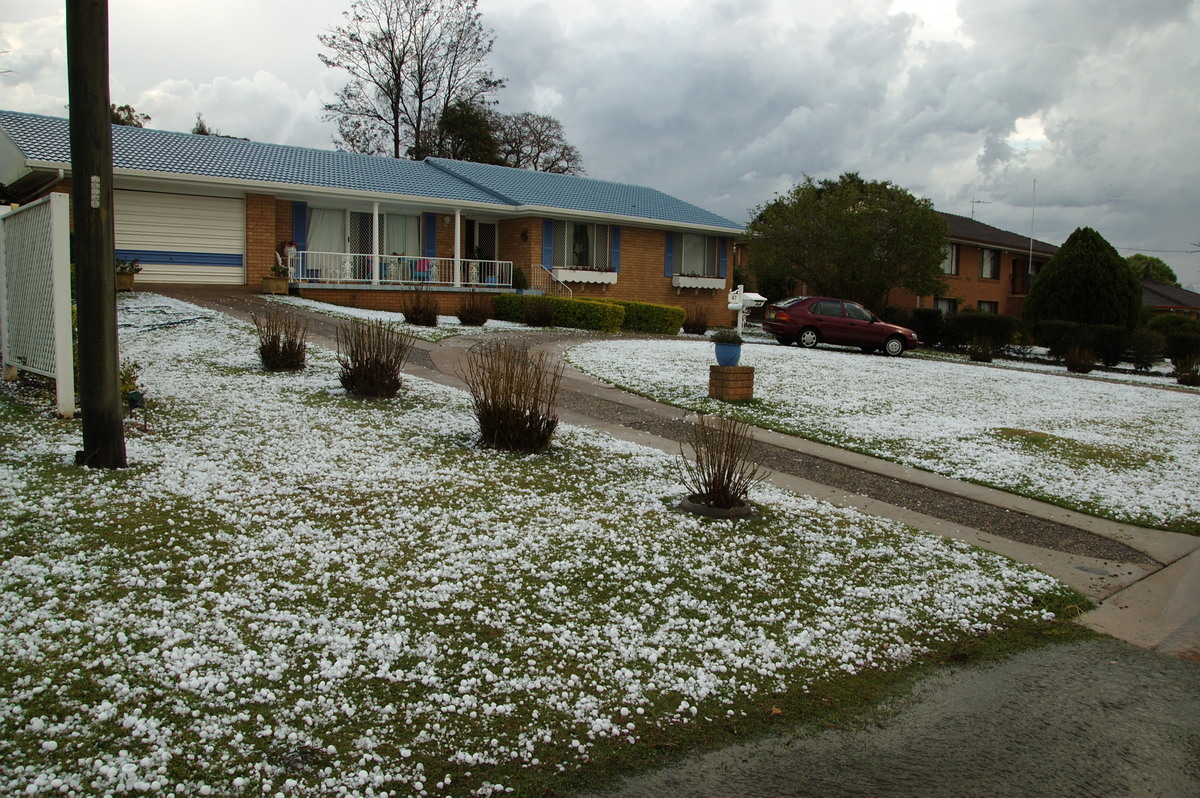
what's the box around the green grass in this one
[0,299,1094,798]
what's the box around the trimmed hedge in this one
[908,308,944,348]
[598,299,686,335]
[492,293,625,333]
[944,311,1020,352]
[1035,320,1089,360]
[1165,332,1200,368]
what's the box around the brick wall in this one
[245,193,277,283]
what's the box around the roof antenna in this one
[969,196,991,219]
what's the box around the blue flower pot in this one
[714,342,742,367]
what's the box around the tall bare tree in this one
[319,0,502,159]
[492,111,584,175]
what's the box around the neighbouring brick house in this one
[1141,280,1200,320]
[0,110,743,320]
[887,213,1060,317]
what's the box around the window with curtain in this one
[673,233,719,276]
[941,244,959,275]
[307,208,345,254]
[979,248,1000,279]
[384,215,420,256]
[552,221,610,270]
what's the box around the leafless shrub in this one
[682,304,710,335]
[678,415,768,509]
[1176,356,1200,386]
[336,320,414,398]
[457,291,492,327]
[401,288,440,327]
[968,336,993,363]
[1065,345,1096,374]
[460,339,563,453]
[252,308,309,371]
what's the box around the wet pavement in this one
[587,638,1200,797]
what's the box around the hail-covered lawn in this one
[566,339,1200,533]
[0,296,1072,797]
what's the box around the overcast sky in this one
[3,0,1198,287]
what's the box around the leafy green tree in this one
[110,104,150,127]
[412,99,500,162]
[1023,227,1142,329]
[190,112,247,140]
[1126,253,1179,287]
[319,0,503,158]
[746,173,948,309]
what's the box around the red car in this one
[762,296,920,356]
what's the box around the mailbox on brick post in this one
[709,285,766,401]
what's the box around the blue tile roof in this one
[0,110,743,232]
[426,158,743,231]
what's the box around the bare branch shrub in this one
[1065,345,1096,374]
[400,288,440,327]
[457,291,492,327]
[336,320,414,398]
[460,339,563,453]
[678,415,768,509]
[682,304,710,335]
[252,308,309,371]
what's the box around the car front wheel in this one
[798,328,820,348]
[884,336,906,356]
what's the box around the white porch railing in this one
[291,251,513,288]
[530,264,574,298]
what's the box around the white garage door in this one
[114,191,245,284]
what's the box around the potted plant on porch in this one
[710,327,743,366]
[262,252,290,295]
[115,255,141,292]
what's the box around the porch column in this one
[371,201,380,285]
[454,208,462,287]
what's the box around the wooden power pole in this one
[67,0,127,468]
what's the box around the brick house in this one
[1141,280,1200,320]
[0,110,743,320]
[887,213,1060,317]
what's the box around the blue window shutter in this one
[542,219,555,267]
[291,202,308,250]
[719,238,728,279]
[664,232,674,277]
[423,214,437,258]
[611,227,621,273]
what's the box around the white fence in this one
[292,252,514,288]
[0,193,74,417]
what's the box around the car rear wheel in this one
[797,328,820,348]
[884,336,906,356]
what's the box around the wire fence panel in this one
[1,193,74,416]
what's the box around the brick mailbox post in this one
[708,365,755,401]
